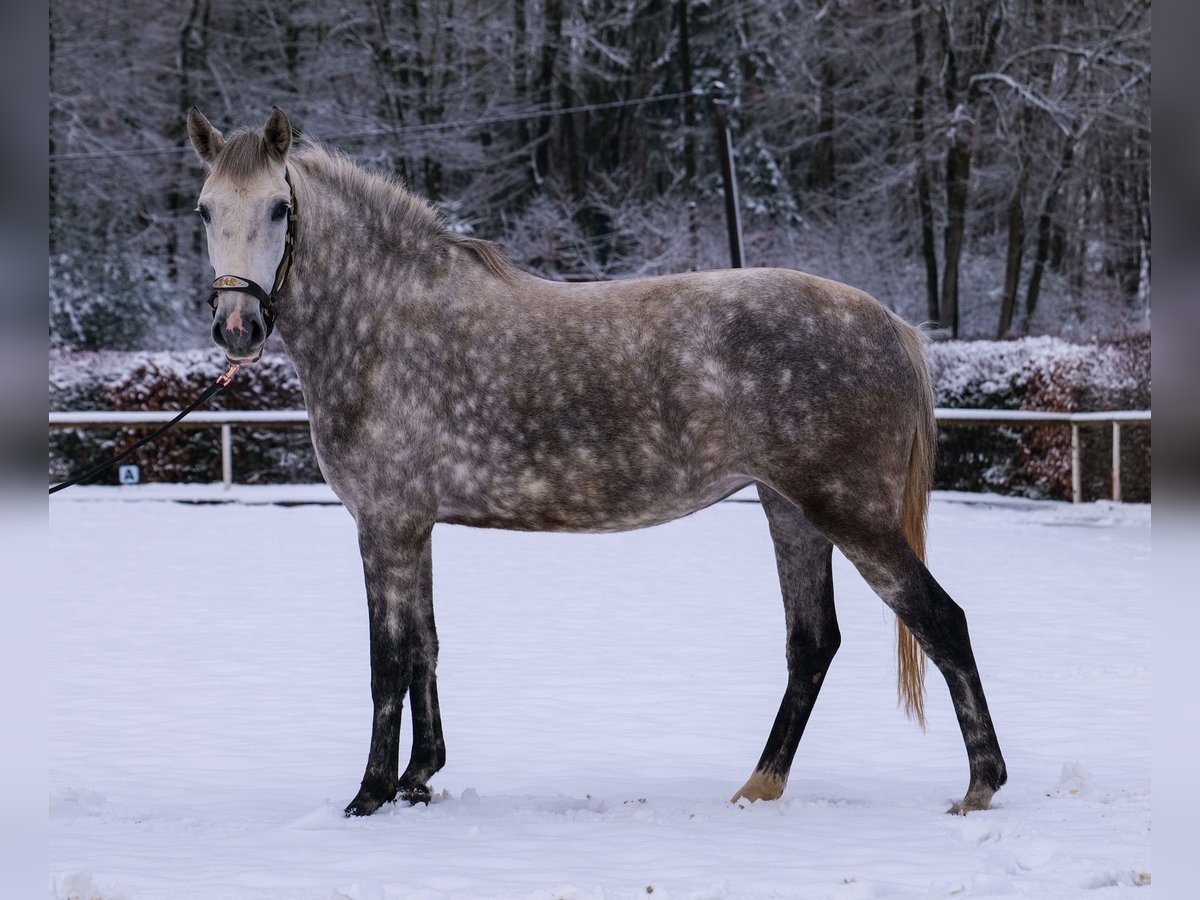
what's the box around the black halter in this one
[206,169,297,339]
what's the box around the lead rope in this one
[49,363,241,495]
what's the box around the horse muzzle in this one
[210,289,268,362]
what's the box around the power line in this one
[49,88,705,165]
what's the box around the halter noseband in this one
[207,169,297,340]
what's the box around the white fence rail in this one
[931,409,1151,502]
[50,408,1151,503]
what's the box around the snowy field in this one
[49,488,1151,899]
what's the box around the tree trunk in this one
[561,23,583,201]
[676,0,696,186]
[816,62,835,190]
[535,0,564,185]
[175,0,211,284]
[513,0,532,179]
[49,3,59,257]
[998,175,1025,337]
[422,0,445,200]
[368,0,409,184]
[909,0,938,323]
[940,127,971,337]
[1025,141,1074,328]
[284,0,301,83]
[935,1,1002,337]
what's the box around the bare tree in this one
[49,0,1151,349]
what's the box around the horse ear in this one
[187,107,225,167]
[264,106,292,163]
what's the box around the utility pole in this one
[710,81,744,268]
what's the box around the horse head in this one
[187,106,296,363]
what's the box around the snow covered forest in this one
[49,0,1151,350]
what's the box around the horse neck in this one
[275,159,448,389]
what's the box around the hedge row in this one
[50,335,1150,501]
[49,350,319,487]
[927,335,1150,501]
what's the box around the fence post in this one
[221,424,233,490]
[1112,421,1122,502]
[1070,422,1082,503]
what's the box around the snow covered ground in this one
[49,489,1151,899]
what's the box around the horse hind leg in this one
[732,484,840,803]
[807,501,1007,813]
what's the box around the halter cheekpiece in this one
[207,169,297,339]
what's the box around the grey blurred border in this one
[4,2,47,897]
[1149,1,1191,894]
[1155,0,1198,500]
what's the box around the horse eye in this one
[195,204,211,224]
[271,201,290,222]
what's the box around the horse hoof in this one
[731,770,786,804]
[400,783,432,805]
[947,787,995,815]
[344,786,396,817]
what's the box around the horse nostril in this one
[211,319,227,348]
[249,318,264,346]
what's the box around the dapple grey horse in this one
[187,106,1006,817]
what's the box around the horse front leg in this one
[398,538,446,804]
[345,518,433,817]
[733,485,840,803]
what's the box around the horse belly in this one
[436,468,751,533]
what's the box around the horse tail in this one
[887,311,935,728]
